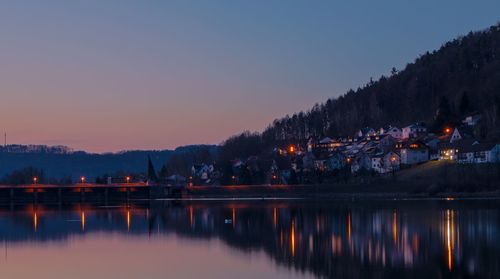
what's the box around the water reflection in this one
[0,200,499,278]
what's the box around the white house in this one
[462,114,482,126]
[450,127,474,143]
[457,142,500,164]
[400,141,429,165]
[371,151,400,174]
[402,123,427,139]
[439,139,478,161]
[357,127,376,139]
[381,126,402,139]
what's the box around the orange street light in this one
[444,127,452,134]
[126,176,131,183]
[80,176,86,184]
[289,145,295,153]
[391,156,397,162]
[33,177,38,185]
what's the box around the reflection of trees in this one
[0,201,499,278]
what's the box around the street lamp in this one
[126,176,131,184]
[80,176,85,184]
[33,177,38,185]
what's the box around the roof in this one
[402,140,428,150]
[458,142,499,153]
[440,138,479,149]
[455,126,474,138]
[319,137,334,144]
[404,122,426,129]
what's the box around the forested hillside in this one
[260,23,500,147]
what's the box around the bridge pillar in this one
[34,188,38,204]
[58,188,62,204]
[126,187,130,202]
[10,188,14,201]
[104,188,108,205]
[80,187,85,203]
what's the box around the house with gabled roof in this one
[402,122,427,139]
[399,140,429,165]
[457,142,500,164]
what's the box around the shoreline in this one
[183,184,500,200]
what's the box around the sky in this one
[0,0,499,153]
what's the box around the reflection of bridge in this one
[0,183,183,203]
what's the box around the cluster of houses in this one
[189,114,500,185]
[304,115,500,176]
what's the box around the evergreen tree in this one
[147,156,158,182]
[158,165,168,180]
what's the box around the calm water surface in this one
[0,199,498,278]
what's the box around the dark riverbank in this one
[184,184,500,200]
[184,161,500,200]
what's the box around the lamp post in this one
[80,176,85,184]
[126,176,131,184]
[33,177,38,185]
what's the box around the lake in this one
[0,199,498,278]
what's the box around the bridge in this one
[0,183,184,204]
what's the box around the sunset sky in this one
[1,0,499,152]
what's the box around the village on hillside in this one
[190,113,500,186]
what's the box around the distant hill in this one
[261,22,500,146]
[0,144,216,181]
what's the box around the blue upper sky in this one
[0,0,499,152]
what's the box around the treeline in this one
[156,22,500,177]
[261,23,500,146]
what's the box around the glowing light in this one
[444,127,452,134]
[81,211,85,231]
[289,145,295,153]
[291,220,296,257]
[34,212,38,232]
[446,210,453,271]
[273,208,277,228]
[33,177,38,184]
[80,176,86,184]
[347,212,351,243]
[127,210,131,231]
[126,176,131,183]
[232,208,236,228]
[189,206,193,228]
[393,210,398,245]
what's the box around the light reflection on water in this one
[0,199,498,278]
